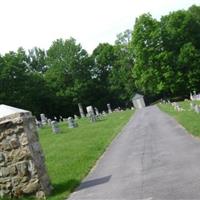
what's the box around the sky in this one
[0,0,199,54]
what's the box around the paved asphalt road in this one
[68,106,200,200]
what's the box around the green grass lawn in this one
[158,100,200,137]
[29,110,132,200]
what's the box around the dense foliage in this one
[131,5,200,101]
[0,5,199,117]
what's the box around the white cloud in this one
[0,0,199,54]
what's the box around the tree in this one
[115,29,132,46]
[0,48,29,106]
[28,47,48,73]
[45,38,91,115]
[90,43,116,108]
[111,29,135,105]
[131,14,163,96]
[178,42,200,92]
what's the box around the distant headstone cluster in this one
[160,99,185,112]
[190,102,200,114]
[161,91,200,114]
[190,91,200,101]
[171,102,184,112]
[34,103,117,133]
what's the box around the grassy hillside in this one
[158,100,200,137]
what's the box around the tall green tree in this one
[131,14,164,96]
[45,38,91,115]
[111,29,135,104]
[28,47,48,73]
[0,48,29,106]
[178,42,200,92]
[131,6,200,99]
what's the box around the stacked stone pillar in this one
[0,105,52,198]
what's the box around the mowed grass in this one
[38,110,133,200]
[158,100,200,137]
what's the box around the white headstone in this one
[107,103,112,113]
[51,121,60,133]
[78,103,85,118]
[86,106,96,122]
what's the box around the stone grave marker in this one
[107,103,112,113]
[102,111,107,116]
[47,119,52,125]
[190,102,195,110]
[74,115,79,120]
[63,118,67,122]
[67,117,78,128]
[51,121,60,133]
[40,113,47,125]
[94,107,100,116]
[78,103,85,118]
[59,116,63,122]
[86,106,96,122]
[194,104,200,114]
[0,104,52,198]
[35,119,42,129]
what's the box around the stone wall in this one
[0,111,52,198]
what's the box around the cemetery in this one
[0,1,200,200]
[2,97,200,199]
[0,104,133,199]
[159,99,200,137]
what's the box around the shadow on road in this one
[76,175,112,191]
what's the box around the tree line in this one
[0,5,199,118]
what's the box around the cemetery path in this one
[68,105,200,200]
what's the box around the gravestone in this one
[74,115,79,120]
[94,107,100,116]
[194,104,200,114]
[86,106,96,122]
[107,103,112,113]
[40,113,47,125]
[190,102,195,110]
[47,119,52,126]
[78,103,85,118]
[35,119,42,129]
[0,105,52,198]
[63,118,67,122]
[114,108,120,112]
[51,121,60,133]
[102,111,107,116]
[67,117,78,128]
[59,116,63,122]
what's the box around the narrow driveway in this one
[68,106,200,200]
